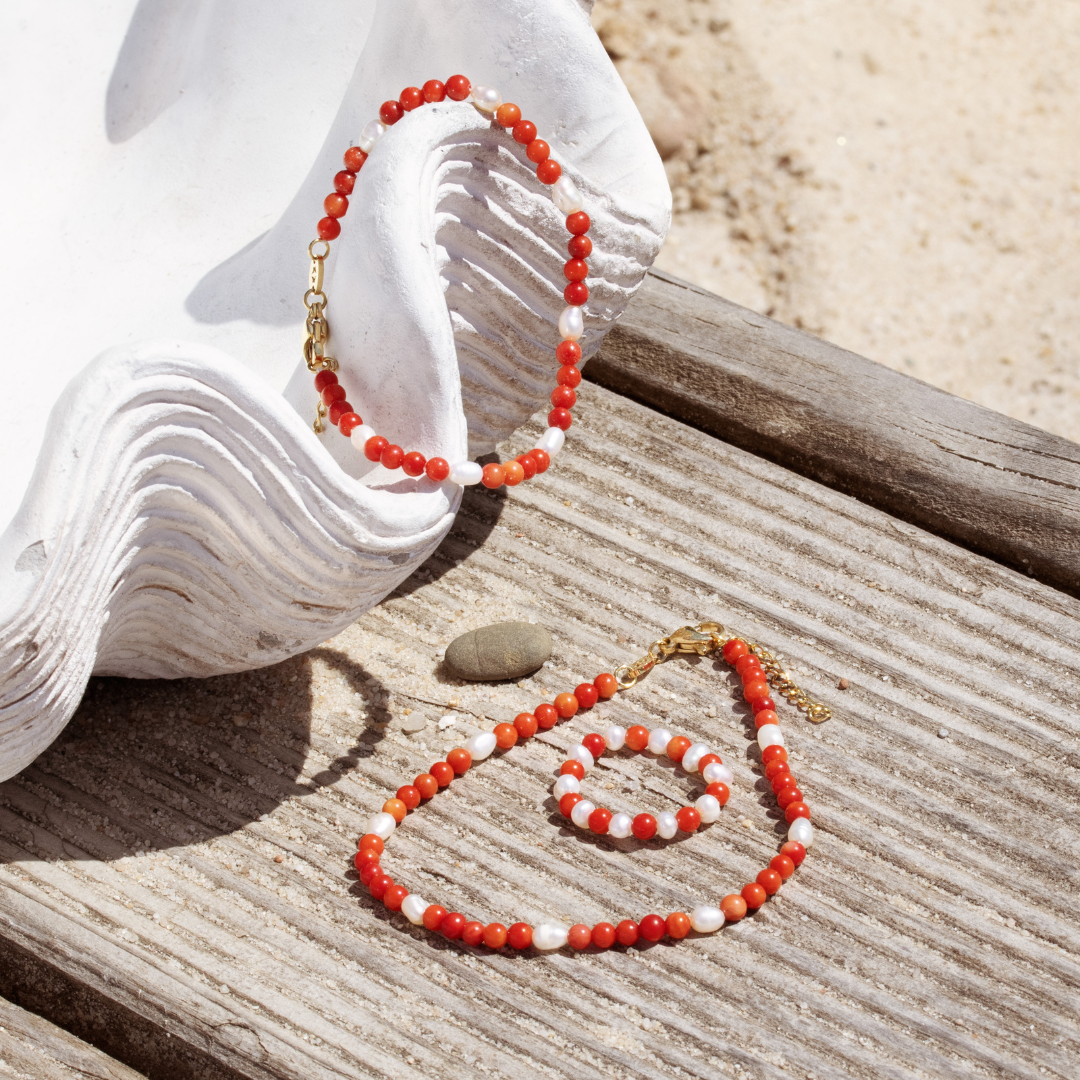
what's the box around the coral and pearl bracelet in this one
[351,623,831,953]
[303,74,591,490]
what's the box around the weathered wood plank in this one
[1,381,1079,1079]
[590,268,1080,597]
[0,994,145,1079]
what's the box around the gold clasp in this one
[615,621,726,688]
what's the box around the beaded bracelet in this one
[303,74,592,490]
[352,623,831,953]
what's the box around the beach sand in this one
[593,0,1080,441]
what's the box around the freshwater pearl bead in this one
[657,811,678,840]
[570,799,596,828]
[553,774,580,799]
[551,175,584,214]
[647,728,674,755]
[532,923,570,951]
[448,461,483,486]
[756,724,785,750]
[702,761,733,786]
[690,905,725,933]
[464,731,497,761]
[568,744,595,771]
[608,812,633,838]
[401,894,428,925]
[367,812,397,839]
[350,424,377,453]
[695,793,721,823]
[558,305,584,340]
[470,84,502,113]
[682,743,711,773]
[357,119,386,153]
[788,817,815,847]
[604,724,626,751]
[535,426,566,456]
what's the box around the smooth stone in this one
[443,621,552,681]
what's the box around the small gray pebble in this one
[443,621,553,681]
[937,728,950,738]
[401,712,429,733]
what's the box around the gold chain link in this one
[614,621,831,723]
[304,240,337,434]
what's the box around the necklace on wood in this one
[302,75,590,489]
[354,622,831,952]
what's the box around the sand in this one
[592,0,1080,442]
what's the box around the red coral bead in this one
[722,638,749,664]
[639,914,666,942]
[481,462,505,488]
[383,885,408,911]
[559,792,583,817]
[675,806,701,833]
[667,912,691,939]
[556,365,582,388]
[554,692,579,719]
[502,460,525,486]
[343,147,368,172]
[317,216,341,240]
[445,74,471,101]
[507,922,533,949]
[368,874,392,900]
[560,760,585,780]
[338,412,363,436]
[359,860,382,886]
[439,912,466,939]
[364,435,388,462]
[314,369,338,392]
[615,920,640,946]
[742,883,767,910]
[588,807,612,834]
[755,710,780,729]
[556,339,582,365]
[334,170,357,195]
[538,159,562,184]
[512,119,537,144]
[324,193,348,218]
[631,813,657,840]
[781,840,806,866]
[399,86,423,111]
[777,788,804,810]
[594,672,618,699]
[414,773,438,800]
[563,281,588,305]
[493,722,518,749]
[564,258,589,282]
[765,759,790,781]
[402,451,426,476]
[526,138,550,163]
[751,696,777,714]
[720,894,747,922]
[551,385,577,409]
[581,732,605,757]
[575,683,600,710]
[358,833,384,854]
[354,849,380,871]
[743,679,770,702]
[380,444,405,470]
[566,211,590,235]
[762,745,788,766]
[396,785,421,810]
[514,712,538,739]
[548,408,572,430]
[322,383,346,406]
[770,854,796,879]
[568,234,593,259]
[461,921,484,947]
[785,802,810,823]
[592,922,617,949]
[515,453,537,479]
[446,748,472,775]
[706,781,730,804]
[430,761,454,787]
[328,399,353,425]
[736,654,763,678]
[495,102,521,127]
[625,725,649,751]
[425,456,450,481]
[697,753,722,771]
[535,702,558,729]
[483,923,508,949]
[757,868,783,895]
[771,771,797,794]
[422,79,446,103]
[423,904,447,931]
[379,100,404,125]
[666,736,691,762]
[529,448,551,473]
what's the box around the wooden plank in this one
[0,994,146,1079]
[589,268,1080,597]
[2,380,1080,1079]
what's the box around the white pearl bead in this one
[647,727,673,755]
[690,905,725,933]
[657,811,678,839]
[401,894,428,925]
[553,774,580,798]
[367,812,396,839]
[558,305,584,340]
[568,744,594,771]
[695,793,721,823]
[464,731,497,761]
[604,724,626,751]
[470,84,502,113]
[535,426,565,456]
[551,175,584,214]
[702,761,733,786]
[608,812,633,838]
[448,460,483,486]
[532,923,569,951]
[570,799,595,828]
[681,743,711,773]
[357,119,386,153]
[788,817,815,847]
[350,424,377,454]
[756,724,785,750]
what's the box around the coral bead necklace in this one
[354,623,831,953]
[303,74,592,490]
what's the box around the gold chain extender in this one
[614,622,831,723]
[304,240,337,434]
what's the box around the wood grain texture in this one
[588,268,1080,597]
[2,381,1080,1080]
[0,995,145,1079]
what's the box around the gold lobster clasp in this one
[614,621,726,688]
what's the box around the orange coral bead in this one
[430,761,454,787]
[446,748,472,776]
[594,672,618,699]
[461,921,484,946]
[560,759,585,780]
[666,736,692,762]
[756,868,783,895]
[514,712,538,739]
[495,102,522,127]
[526,138,550,163]
[535,703,559,729]
[493,722,518,749]
[358,833,384,854]
[324,193,348,218]
[481,462,505,489]
[720,894,748,922]
[742,883,768,910]
[568,924,592,950]
[483,922,508,949]
[396,785,421,810]
[666,912,691,939]
[625,725,649,751]
[414,773,438,800]
[770,854,796,880]
[554,692,579,719]
[722,638,749,664]
[382,798,407,823]
[423,904,447,931]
